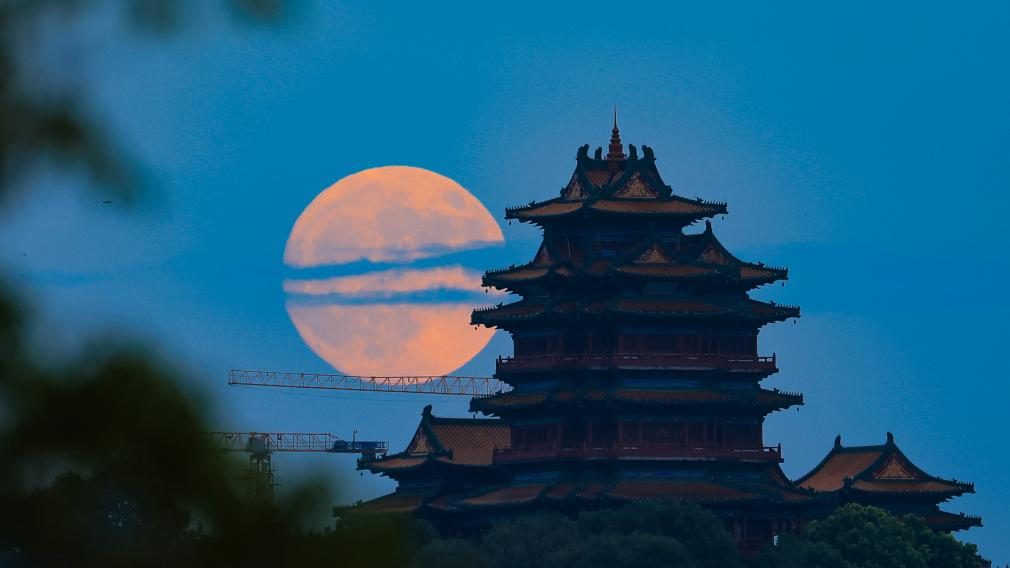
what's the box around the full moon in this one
[285,166,504,267]
[284,166,504,377]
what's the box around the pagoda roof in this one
[359,405,510,475]
[505,143,726,225]
[795,433,974,498]
[472,295,798,327]
[350,489,435,515]
[922,510,983,532]
[482,224,787,293]
[470,385,802,414]
[451,483,548,508]
[679,222,788,285]
[442,467,818,511]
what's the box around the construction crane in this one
[209,431,387,502]
[228,369,509,396]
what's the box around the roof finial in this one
[607,105,626,164]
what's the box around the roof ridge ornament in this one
[607,106,626,167]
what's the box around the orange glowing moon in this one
[286,303,494,377]
[284,166,504,377]
[285,166,504,267]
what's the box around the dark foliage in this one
[579,498,741,568]
[412,537,489,568]
[414,500,740,568]
[0,0,287,204]
[0,286,431,567]
[752,534,853,568]
[754,504,984,568]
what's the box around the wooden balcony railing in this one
[496,352,777,373]
[492,443,782,464]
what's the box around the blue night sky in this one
[3,1,1008,560]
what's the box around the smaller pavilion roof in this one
[795,433,974,498]
[359,405,510,475]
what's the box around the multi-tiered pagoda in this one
[358,118,979,552]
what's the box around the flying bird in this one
[102,200,112,205]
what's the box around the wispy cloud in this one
[283,265,503,300]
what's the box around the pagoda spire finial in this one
[607,105,626,165]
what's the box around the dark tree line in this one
[409,501,984,568]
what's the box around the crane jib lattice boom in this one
[227,369,509,396]
[208,432,388,455]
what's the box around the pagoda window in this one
[642,421,680,446]
[561,418,586,449]
[513,337,528,355]
[686,422,707,447]
[589,332,614,354]
[620,421,640,446]
[528,336,549,354]
[618,333,642,353]
[682,335,701,353]
[513,336,525,356]
[642,334,664,352]
[715,335,756,355]
[590,420,616,449]
[715,336,729,354]
[724,424,761,449]
[514,334,558,356]
[523,425,550,447]
[710,423,725,449]
[657,334,679,353]
[561,333,587,355]
[701,334,718,354]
